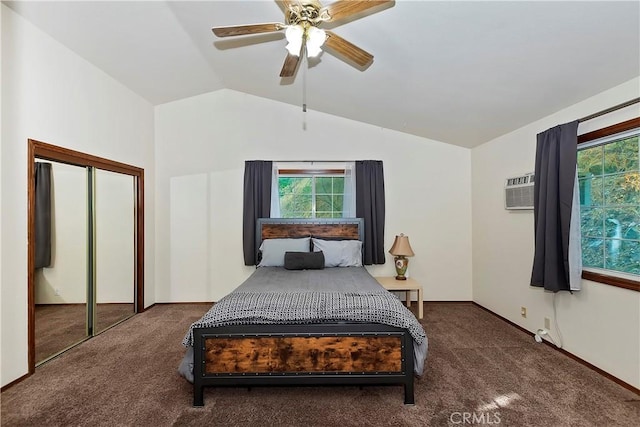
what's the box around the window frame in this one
[277,168,346,219]
[577,116,640,292]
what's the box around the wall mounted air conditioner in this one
[505,172,535,210]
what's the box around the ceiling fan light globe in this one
[286,40,303,56]
[306,27,326,57]
[306,43,323,57]
[285,25,303,43]
[285,25,304,56]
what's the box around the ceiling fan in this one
[212,0,394,77]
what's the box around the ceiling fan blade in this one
[280,51,302,78]
[321,0,392,23]
[212,23,284,37]
[324,31,373,68]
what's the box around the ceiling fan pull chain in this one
[302,45,307,113]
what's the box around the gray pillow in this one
[312,238,363,267]
[284,251,325,270]
[258,237,311,267]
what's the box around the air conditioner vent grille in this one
[505,172,535,210]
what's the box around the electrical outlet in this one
[544,317,551,330]
[54,288,60,296]
[521,307,527,318]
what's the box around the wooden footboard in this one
[193,323,414,406]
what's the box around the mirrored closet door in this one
[94,169,136,334]
[28,139,145,372]
[33,161,89,364]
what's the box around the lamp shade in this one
[389,234,414,257]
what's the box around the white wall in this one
[155,89,473,304]
[471,77,640,388]
[0,5,155,387]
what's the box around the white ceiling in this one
[5,1,640,148]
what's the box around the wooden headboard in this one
[255,218,364,263]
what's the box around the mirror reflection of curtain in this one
[34,162,52,268]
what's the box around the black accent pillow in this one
[284,251,325,270]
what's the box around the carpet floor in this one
[2,303,638,426]
[35,303,135,364]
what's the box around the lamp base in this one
[394,256,409,281]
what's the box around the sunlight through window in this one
[476,392,522,412]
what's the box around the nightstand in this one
[375,276,423,319]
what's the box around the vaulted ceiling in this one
[5,1,639,148]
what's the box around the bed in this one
[178,218,427,406]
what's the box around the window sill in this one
[582,270,639,292]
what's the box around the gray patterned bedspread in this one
[179,267,428,380]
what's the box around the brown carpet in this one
[35,303,135,364]
[2,303,638,426]
[94,303,135,334]
[34,304,87,364]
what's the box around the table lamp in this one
[389,234,415,280]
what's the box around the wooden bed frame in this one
[192,218,415,406]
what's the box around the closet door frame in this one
[27,139,145,374]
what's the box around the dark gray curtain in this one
[356,160,386,265]
[242,161,273,265]
[35,162,52,268]
[531,121,579,292]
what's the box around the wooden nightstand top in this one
[375,276,422,291]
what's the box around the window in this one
[577,117,640,290]
[278,170,346,218]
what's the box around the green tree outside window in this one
[279,175,345,218]
[578,134,639,275]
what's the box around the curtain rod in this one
[578,97,640,123]
[271,160,355,163]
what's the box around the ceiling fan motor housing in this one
[286,1,327,27]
